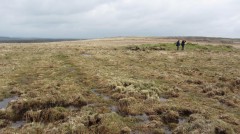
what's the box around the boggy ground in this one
[0,37,239,134]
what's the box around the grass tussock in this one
[25,107,68,122]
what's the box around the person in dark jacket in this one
[176,40,180,50]
[181,40,187,50]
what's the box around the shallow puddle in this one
[109,105,118,112]
[103,96,110,100]
[0,96,18,109]
[91,89,111,100]
[178,117,187,124]
[81,53,92,57]
[130,130,150,134]
[87,103,97,107]
[161,117,186,134]
[91,89,100,96]
[163,126,172,134]
[130,113,150,124]
[67,106,79,111]
[11,121,26,128]
[159,97,168,102]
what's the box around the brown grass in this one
[0,37,239,133]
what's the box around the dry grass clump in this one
[110,79,164,100]
[206,89,226,97]
[97,113,128,134]
[161,88,180,98]
[200,83,240,108]
[218,98,238,108]
[154,105,199,120]
[28,94,84,109]
[111,92,128,100]
[87,113,102,127]
[69,94,88,107]
[117,96,160,116]
[1,112,102,133]
[9,97,67,114]
[176,107,198,117]
[0,119,10,128]
[118,97,138,115]
[0,110,7,119]
[25,107,68,122]
[18,111,126,134]
[1,121,89,134]
[162,110,179,123]
[126,45,166,51]
[5,94,87,121]
[200,77,240,95]
[185,79,204,85]
[9,88,23,97]
[174,114,235,134]
[44,115,90,133]
[229,78,240,91]
[218,114,240,126]
[121,126,132,134]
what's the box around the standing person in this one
[181,40,187,50]
[176,40,180,50]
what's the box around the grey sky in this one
[0,0,239,38]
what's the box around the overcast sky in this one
[0,0,239,38]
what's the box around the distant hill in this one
[0,37,80,43]
[163,36,240,44]
[1,36,240,44]
[0,37,21,40]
